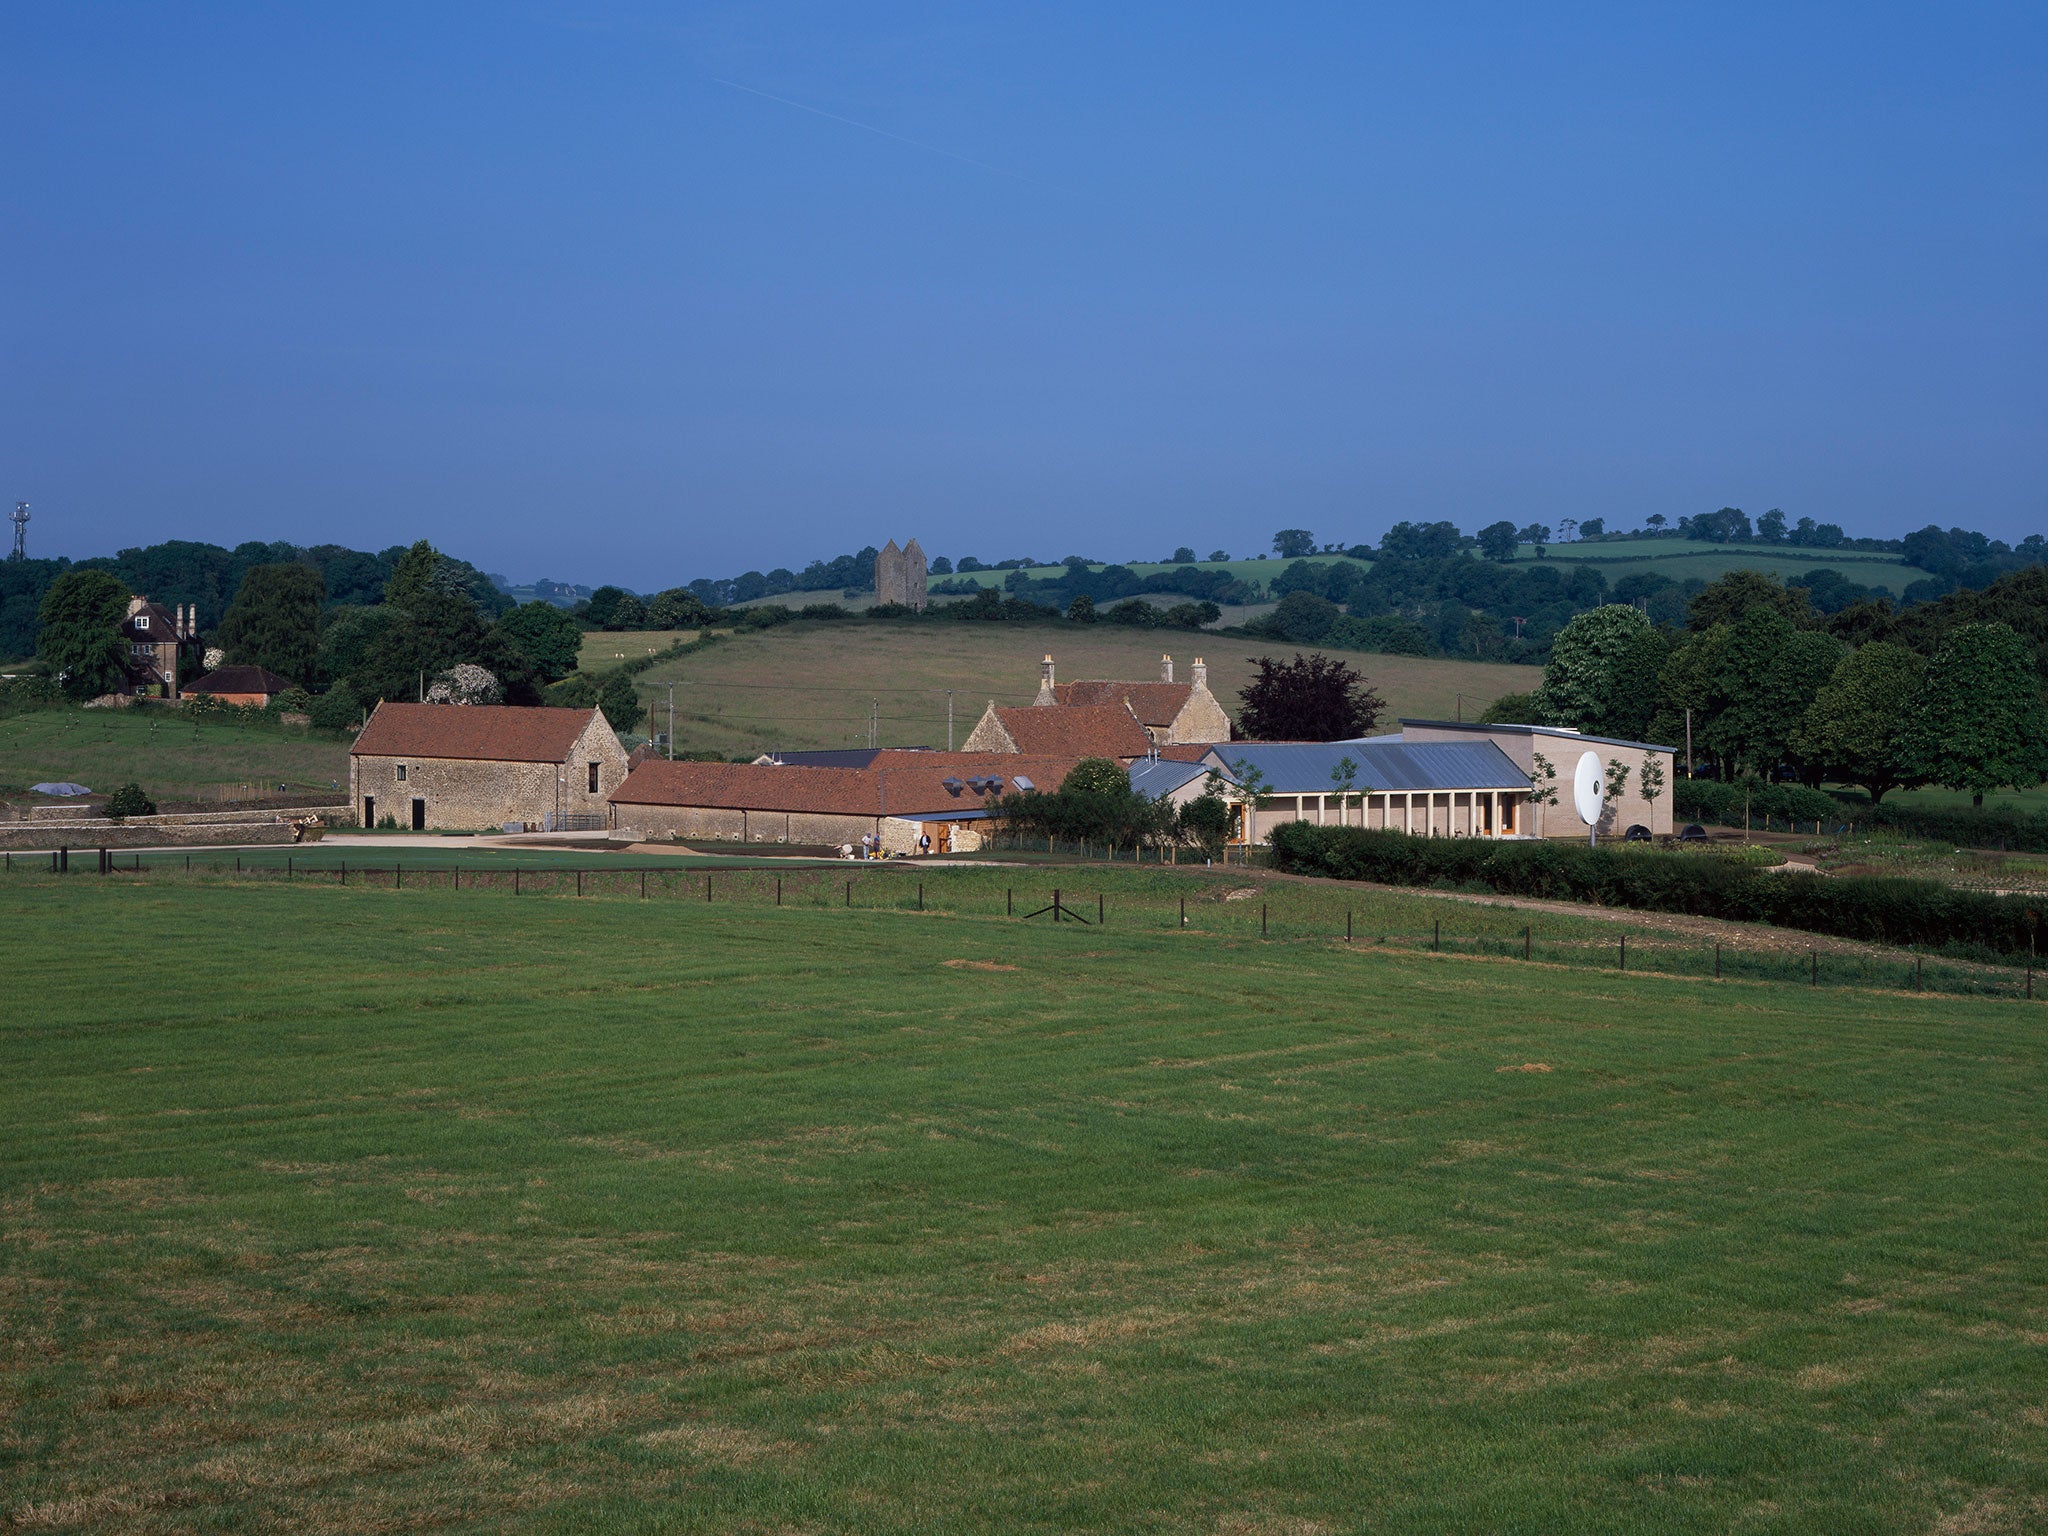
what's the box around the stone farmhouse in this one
[350,703,628,831]
[1037,653,1231,746]
[119,597,200,699]
[609,752,1084,854]
[182,665,294,706]
[1204,721,1677,845]
[874,539,928,611]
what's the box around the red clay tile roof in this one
[992,705,1151,759]
[1052,680,1196,726]
[611,755,1083,817]
[351,702,601,763]
[185,666,293,697]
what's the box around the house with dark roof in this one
[118,597,199,699]
[183,665,295,706]
[349,703,628,830]
[609,754,1084,853]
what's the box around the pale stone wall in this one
[609,803,883,846]
[959,704,1015,754]
[1168,685,1232,744]
[349,716,628,831]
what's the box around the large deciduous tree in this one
[1655,612,1844,777]
[1896,623,2048,807]
[1271,529,1315,559]
[1237,653,1385,741]
[1790,641,1924,802]
[1686,570,1815,631]
[217,563,326,686]
[1476,521,1519,562]
[36,569,130,699]
[1530,604,1667,740]
[491,601,585,684]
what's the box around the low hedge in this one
[1267,822,2045,958]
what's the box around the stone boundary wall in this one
[15,805,348,831]
[0,823,301,852]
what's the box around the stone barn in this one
[349,703,628,831]
[609,752,1083,853]
[960,701,1153,760]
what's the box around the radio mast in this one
[8,502,26,561]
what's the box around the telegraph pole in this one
[946,689,954,750]
[870,698,878,750]
[667,683,675,760]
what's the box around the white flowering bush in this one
[426,663,502,706]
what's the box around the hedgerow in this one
[1267,822,2045,958]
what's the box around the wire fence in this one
[7,849,2037,1003]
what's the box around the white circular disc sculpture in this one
[1572,750,1603,843]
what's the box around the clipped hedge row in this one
[1672,778,1839,829]
[1267,823,2044,958]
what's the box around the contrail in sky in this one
[710,76,1065,194]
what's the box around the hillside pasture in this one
[576,629,701,672]
[4,878,2044,1533]
[1530,537,1921,590]
[0,705,350,804]
[626,621,1540,756]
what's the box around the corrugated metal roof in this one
[1127,758,1213,799]
[1399,719,1678,753]
[1202,739,1530,793]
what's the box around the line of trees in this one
[1518,568,2048,805]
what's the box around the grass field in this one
[1528,538,1920,590]
[0,708,350,802]
[578,631,702,674]
[4,877,2044,1533]
[628,622,1539,756]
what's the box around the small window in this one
[396,764,408,783]
[587,762,600,794]
[135,615,149,630]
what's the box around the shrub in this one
[104,783,157,819]
[0,674,63,718]
[308,683,361,732]
[1268,823,2046,959]
[1673,778,1838,829]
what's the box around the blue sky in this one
[3,3,2044,585]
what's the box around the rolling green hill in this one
[628,620,1538,756]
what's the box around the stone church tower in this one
[874,539,929,611]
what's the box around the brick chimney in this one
[1192,657,1208,691]
[1035,653,1057,706]
[1160,653,1173,683]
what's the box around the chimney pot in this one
[1160,653,1173,683]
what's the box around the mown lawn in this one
[3,881,2044,1533]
